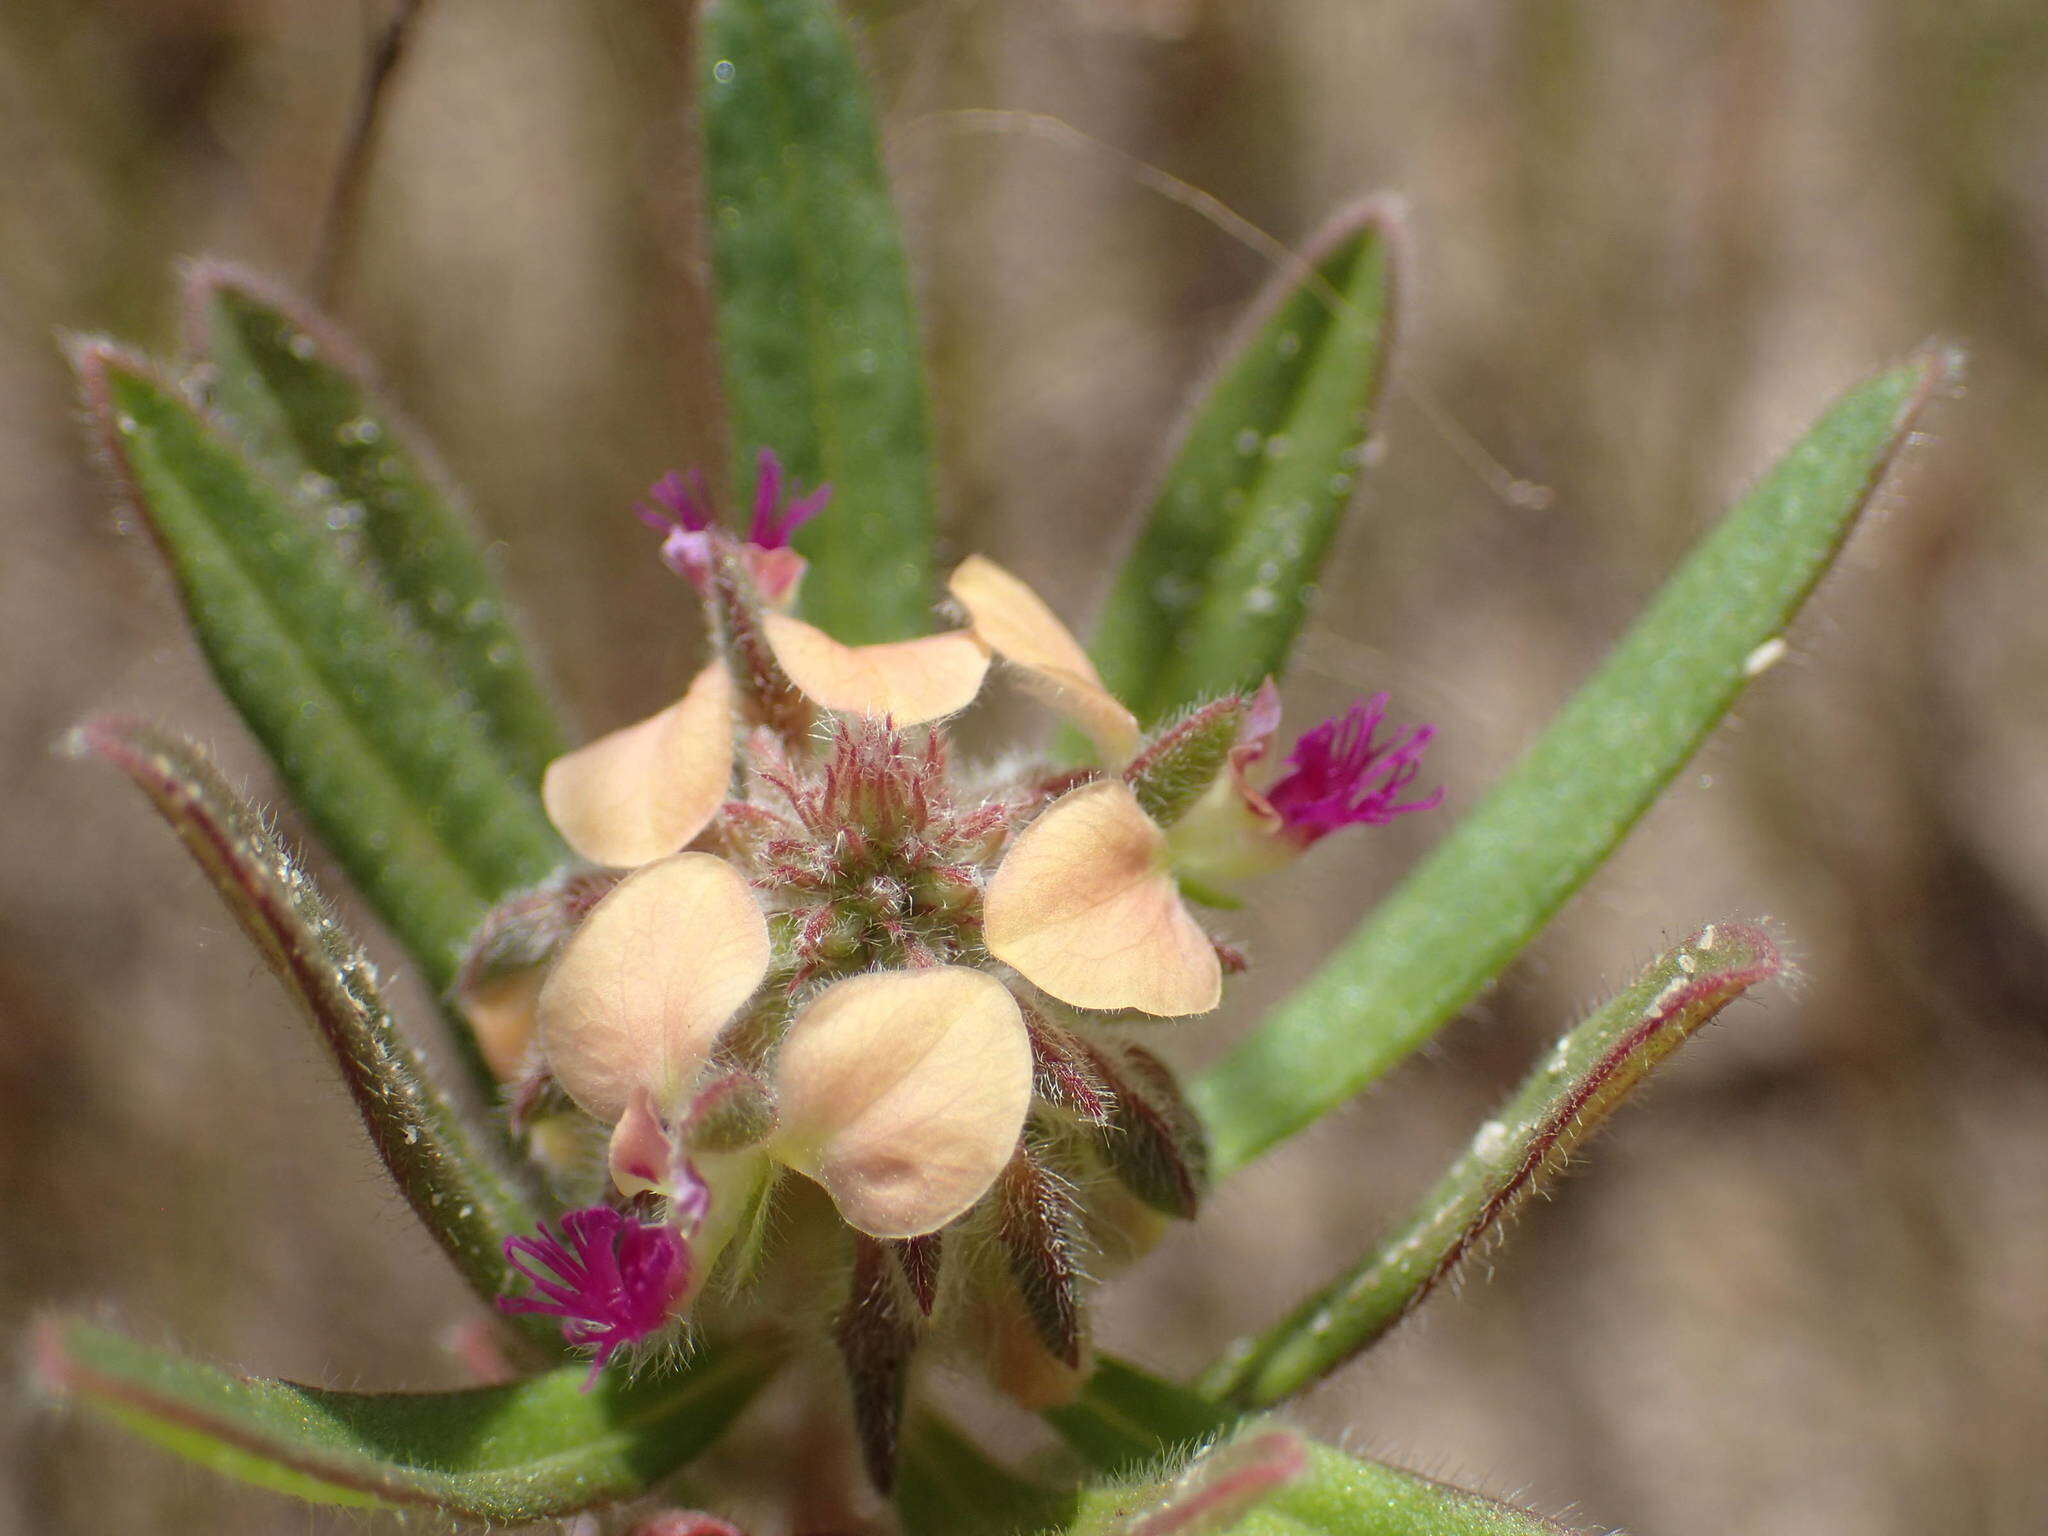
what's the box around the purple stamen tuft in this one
[1263,694,1442,844]
[499,1206,690,1385]
[636,469,716,579]
[747,448,830,550]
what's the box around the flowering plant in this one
[35,0,1943,1532]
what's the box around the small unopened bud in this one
[684,1069,777,1154]
[1125,696,1250,827]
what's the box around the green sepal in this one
[182,262,568,787]
[69,717,548,1337]
[1196,352,1952,1177]
[1209,922,1786,1405]
[1093,199,1399,723]
[698,0,937,643]
[1127,696,1251,827]
[72,341,567,997]
[34,1319,781,1520]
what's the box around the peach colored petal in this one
[542,663,735,867]
[608,1086,674,1199]
[947,555,1140,765]
[760,611,989,725]
[771,967,1031,1239]
[457,965,545,1082]
[535,853,771,1123]
[984,780,1221,1017]
[745,546,808,610]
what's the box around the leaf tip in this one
[57,712,136,769]
[26,1315,78,1400]
[62,332,151,419]
[176,255,374,381]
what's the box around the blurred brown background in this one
[5,1,2046,1532]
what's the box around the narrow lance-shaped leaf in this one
[1196,352,1950,1176]
[73,343,567,999]
[1232,1441,1587,1536]
[893,1409,1078,1536]
[33,1319,780,1521]
[699,0,937,643]
[1092,199,1399,724]
[69,717,548,1338]
[183,262,568,786]
[1051,1381,1583,1536]
[1208,921,1785,1407]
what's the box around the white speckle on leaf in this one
[1743,636,1788,677]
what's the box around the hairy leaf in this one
[1067,1430,1584,1536]
[1197,352,1950,1175]
[34,1319,778,1520]
[184,262,567,786]
[73,343,566,998]
[1045,1357,1237,1480]
[894,1410,1077,1536]
[699,0,936,642]
[1052,1378,1581,1536]
[1094,200,1398,723]
[69,717,546,1331]
[1209,922,1785,1404]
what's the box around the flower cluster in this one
[470,454,1437,1486]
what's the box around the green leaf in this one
[183,262,568,787]
[699,0,937,643]
[1044,1357,1239,1480]
[1230,1442,1584,1536]
[1208,921,1786,1406]
[68,717,547,1334]
[1196,352,1950,1176]
[894,1410,1077,1536]
[1092,199,1398,724]
[73,342,567,997]
[1051,1396,1581,1536]
[1065,1435,1585,1536]
[34,1319,780,1520]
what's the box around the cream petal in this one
[771,967,1032,1239]
[535,852,771,1123]
[744,546,807,610]
[760,611,989,725]
[542,663,735,866]
[608,1086,673,1199]
[984,780,1221,1017]
[948,555,1140,765]
[457,965,545,1083]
